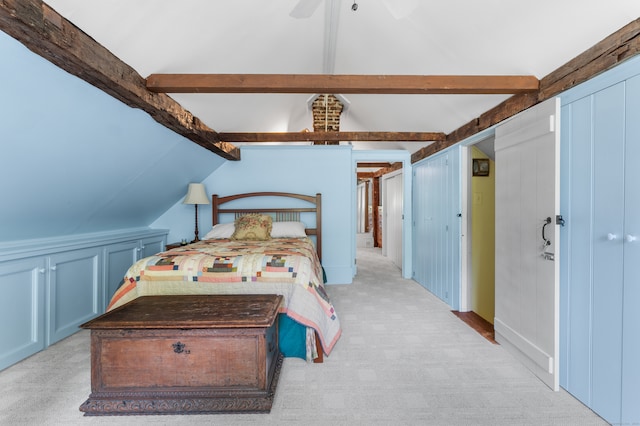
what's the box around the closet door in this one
[48,248,101,345]
[562,77,636,425]
[103,240,139,311]
[0,257,46,371]
[621,74,640,423]
[412,152,454,305]
[590,82,626,421]
[424,154,449,300]
[560,94,599,403]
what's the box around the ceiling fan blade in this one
[382,0,419,19]
[290,0,323,19]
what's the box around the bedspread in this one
[107,237,341,355]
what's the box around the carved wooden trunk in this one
[79,294,283,415]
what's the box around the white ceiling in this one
[45,0,640,153]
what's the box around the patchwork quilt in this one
[107,237,341,355]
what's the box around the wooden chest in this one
[79,294,283,415]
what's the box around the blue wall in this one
[0,31,225,243]
[1,29,357,285]
[152,145,355,284]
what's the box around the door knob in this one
[626,234,638,243]
[607,233,618,241]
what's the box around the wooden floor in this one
[451,310,497,344]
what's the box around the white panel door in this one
[494,97,560,390]
[384,172,403,269]
[357,182,366,233]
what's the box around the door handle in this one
[607,233,618,241]
[542,217,552,246]
[626,234,638,243]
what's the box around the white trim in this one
[0,228,169,261]
[495,318,554,375]
[460,146,471,312]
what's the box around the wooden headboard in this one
[211,192,322,261]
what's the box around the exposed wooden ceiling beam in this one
[357,172,375,179]
[358,162,403,179]
[0,0,240,161]
[6,2,637,166]
[375,162,403,177]
[146,74,539,95]
[357,162,392,168]
[411,18,640,164]
[218,131,445,143]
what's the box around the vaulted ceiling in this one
[29,1,640,156]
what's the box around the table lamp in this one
[183,183,210,242]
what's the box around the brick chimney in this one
[312,94,343,145]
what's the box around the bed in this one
[106,192,341,362]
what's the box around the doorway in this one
[356,180,374,249]
[352,150,412,279]
[355,165,403,268]
[461,140,496,328]
[460,99,561,391]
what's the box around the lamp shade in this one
[183,183,210,205]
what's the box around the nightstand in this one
[165,242,184,250]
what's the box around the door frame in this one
[356,180,367,234]
[351,150,412,278]
[459,128,497,312]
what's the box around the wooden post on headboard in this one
[211,194,220,226]
[315,193,322,263]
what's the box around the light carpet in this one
[0,247,605,425]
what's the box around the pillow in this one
[271,221,307,238]
[231,214,273,241]
[202,223,235,240]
